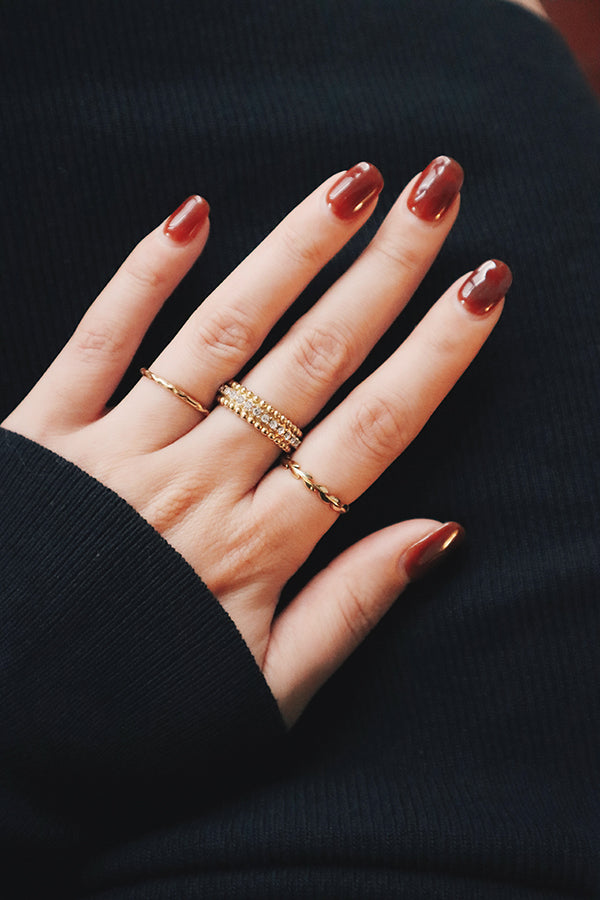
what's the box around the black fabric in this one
[1,0,600,897]
[0,429,284,893]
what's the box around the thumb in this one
[264,519,464,728]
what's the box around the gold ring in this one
[216,381,302,453]
[280,456,349,514]
[140,368,210,415]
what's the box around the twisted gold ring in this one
[280,456,349,514]
[140,368,210,415]
[217,381,302,453]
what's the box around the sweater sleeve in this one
[0,428,285,882]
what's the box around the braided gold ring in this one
[217,381,303,453]
[280,456,349,514]
[140,368,210,415]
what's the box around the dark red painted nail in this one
[459,259,513,315]
[404,522,465,581]
[326,162,384,220]
[407,156,464,222]
[164,195,210,244]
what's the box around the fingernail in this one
[407,156,464,222]
[326,162,384,220]
[164,195,210,244]
[459,259,513,315]
[404,522,465,581]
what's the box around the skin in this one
[3,166,506,728]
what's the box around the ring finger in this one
[257,260,512,562]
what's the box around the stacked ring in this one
[217,381,303,453]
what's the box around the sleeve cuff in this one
[0,428,285,823]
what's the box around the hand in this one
[3,158,511,727]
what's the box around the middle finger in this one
[194,156,464,484]
[115,163,384,447]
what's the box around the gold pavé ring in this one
[280,456,349,514]
[140,368,210,415]
[216,381,302,453]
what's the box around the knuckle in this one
[277,222,325,271]
[121,250,166,294]
[349,394,413,465]
[425,327,462,362]
[370,232,425,277]
[70,317,127,363]
[290,322,354,394]
[188,302,259,365]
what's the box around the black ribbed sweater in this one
[1,1,600,897]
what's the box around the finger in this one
[116,163,384,448]
[15,196,210,428]
[263,520,464,728]
[260,260,512,541]
[206,156,463,481]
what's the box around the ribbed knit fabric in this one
[0,430,284,894]
[1,1,599,897]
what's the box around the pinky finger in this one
[263,519,464,728]
[18,195,210,428]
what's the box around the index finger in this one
[115,163,384,446]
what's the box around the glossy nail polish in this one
[404,522,465,581]
[407,156,464,222]
[164,195,210,243]
[326,162,384,220]
[459,259,513,315]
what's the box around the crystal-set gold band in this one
[140,368,210,415]
[217,381,302,453]
[280,456,349,514]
